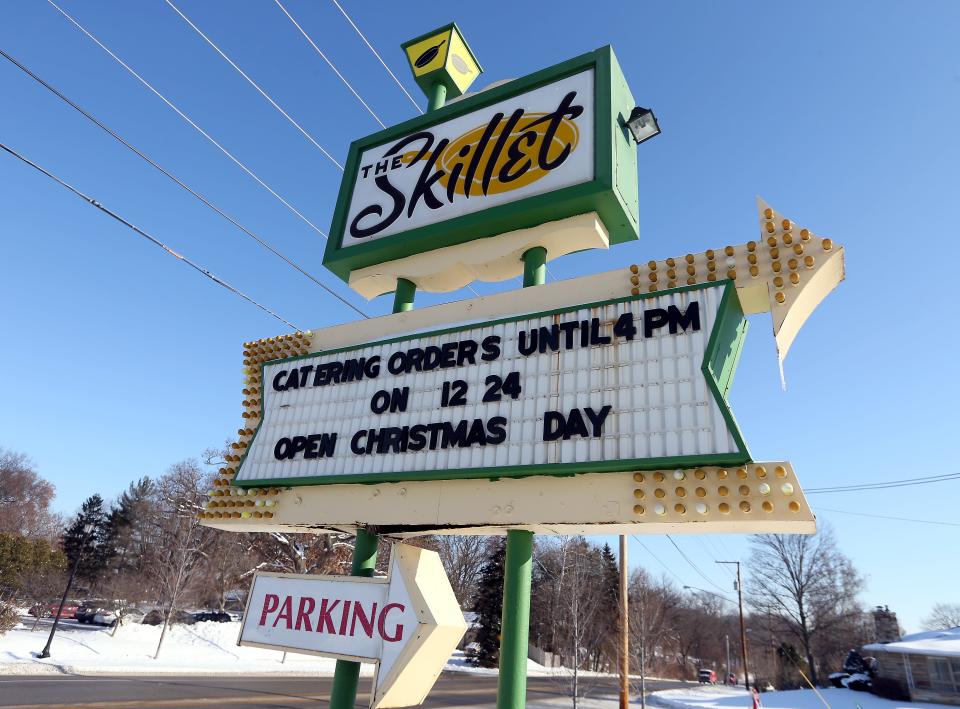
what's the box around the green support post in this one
[497,529,534,709]
[495,246,547,709]
[522,246,547,287]
[393,277,417,313]
[428,82,447,112]
[328,275,416,709]
[329,528,379,709]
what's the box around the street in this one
[0,673,690,708]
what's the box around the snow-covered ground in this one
[648,685,946,709]
[0,618,355,676]
[1,617,567,678]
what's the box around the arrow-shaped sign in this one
[239,544,466,708]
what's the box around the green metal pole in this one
[329,528,379,709]
[497,529,534,709]
[393,277,416,313]
[522,246,547,287]
[495,246,547,709]
[428,82,447,112]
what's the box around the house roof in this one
[865,627,960,658]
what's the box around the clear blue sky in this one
[2,0,957,634]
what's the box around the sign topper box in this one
[233,281,748,489]
[324,46,640,299]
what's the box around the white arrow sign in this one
[239,544,466,708]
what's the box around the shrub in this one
[0,601,19,635]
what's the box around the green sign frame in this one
[322,46,640,285]
[234,281,751,489]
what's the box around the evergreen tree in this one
[62,494,115,585]
[470,537,506,668]
[108,477,155,576]
[599,542,621,668]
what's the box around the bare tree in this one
[747,526,864,686]
[147,460,215,659]
[923,603,960,631]
[433,535,489,608]
[0,448,61,539]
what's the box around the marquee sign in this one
[233,281,748,488]
[323,47,639,296]
[239,544,465,709]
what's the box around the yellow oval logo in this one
[400,113,580,197]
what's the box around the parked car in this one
[698,668,718,684]
[75,601,114,624]
[29,603,79,619]
[725,672,737,685]
[142,609,195,626]
[193,610,232,623]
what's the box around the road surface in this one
[0,672,691,708]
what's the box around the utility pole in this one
[619,535,629,709]
[38,522,93,659]
[717,561,750,691]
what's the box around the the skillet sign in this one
[341,69,595,247]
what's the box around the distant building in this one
[872,605,901,644]
[865,627,960,705]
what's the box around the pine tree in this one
[62,494,114,585]
[599,542,621,669]
[470,537,506,668]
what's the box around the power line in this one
[0,141,298,329]
[814,506,960,528]
[806,472,960,494]
[45,0,330,239]
[163,0,343,171]
[0,47,368,320]
[328,0,422,115]
[666,535,729,593]
[272,0,385,128]
[631,535,684,583]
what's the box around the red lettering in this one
[351,602,377,639]
[378,603,405,642]
[258,594,279,626]
[295,597,315,631]
[316,598,341,634]
[273,596,293,629]
[339,600,352,636]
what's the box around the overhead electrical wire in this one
[45,0,331,239]
[665,535,729,594]
[806,472,960,494]
[0,141,298,329]
[163,0,343,171]
[631,535,684,583]
[328,0,423,114]
[0,48,369,320]
[814,507,960,529]
[272,0,386,128]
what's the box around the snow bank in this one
[649,685,946,709]
[0,619,364,676]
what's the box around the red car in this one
[29,603,79,619]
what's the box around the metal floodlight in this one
[625,106,661,145]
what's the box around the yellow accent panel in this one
[406,32,450,77]
[445,30,480,93]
